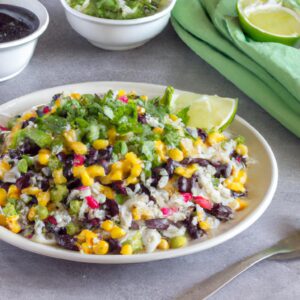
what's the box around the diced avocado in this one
[50,185,68,203]
[159,86,174,109]
[25,128,52,148]
[123,231,143,253]
[69,200,82,215]
[3,203,17,217]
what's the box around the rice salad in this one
[0,87,249,255]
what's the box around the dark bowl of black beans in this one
[0,0,49,82]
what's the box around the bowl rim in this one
[0,81,278,264]
[60,0,177,25]
[0,0,49,50]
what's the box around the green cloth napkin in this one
[171,0,300,137]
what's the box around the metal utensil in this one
[180,231,300,300]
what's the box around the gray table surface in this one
[0,1,299,299]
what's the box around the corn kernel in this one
[120,244,133,255]
[37,191,50,207]
[110,226,126,239]
[234,169,247,185]
[70,141,88,155]
[81,242,93,254]
[197,211,204,222]
[174,164,198,178]
[71,93,81,100]
[125,152,139,164]
[207,132,226,145]
[110,170,123,181]
[101,220,114,232]
[21,111,36,121]
[80,171,94,187]
[27,207,36,221]
[0,188,7,206]
[93,240,109,255]
[126,176,138,185]
[140,95,148,101]
[236,144,248,156]
[131,164,142,177]
[85,230,98,246]
[22,186,40,196]
[108,128,117,144]
[224,180,246,193]
[153,127,164,134]
[199,221,211,231]
[131,207,141,221]
[8,185,20,199]
[168,148,184,162]
[155,141,167,162]
[6,215,21,233]
[237,199,249,211]
[63,130,77,143]
[38,149,51,165]
[47,202,56,212]
[169,114,178,121]
[100,187,115,200]
[86,165,105,178]
[73,165,85,177]
[118,90,126,97]
[137,106,146,114]
[53,169,67,185]
[0,214,6,226]
[158,239,169,250]
[76,229,89,243]
[194,138,204,147]
[93,139,109,150]
[0,160,11,180]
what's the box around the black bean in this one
[145,218,170,230]
[19,138,40,156]
[111,181,127,195]
[138,114,147,124]
[177,176,195,193]
[184,215,205,239]
[55,234,79,251]
[67,178,81,190]
[107,238,121,254]
[209,204,233,221]
[16,173,31,190]
[197,129,208,142]
[105,199,119,217]
[181,158,209,167]
[212,163,231,178]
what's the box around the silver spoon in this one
[180,231,300,300]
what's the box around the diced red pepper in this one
[77,186,89,191]
[0,125,8,131]
[43,106,51,114]
[46,216,58,225]
[193,196,213,210]
[181,193,193,203]
[86,195,99,209]
[74,154,85,166]
[118,96,128,103]
[161,207,171,216]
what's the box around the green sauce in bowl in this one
[67,0,163,20]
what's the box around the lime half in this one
[172,92,238,131]
[237,0,300,46]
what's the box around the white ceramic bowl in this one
[0,0,49,82]
[0,82,278,264]
[60,0,176,50]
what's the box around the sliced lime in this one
[172,92,238,131]
[237,0,300,46]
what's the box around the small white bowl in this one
[60,0,176,50]
[0,0,49,82]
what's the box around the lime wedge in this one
[237,0,300,46]
[172,92,238,131]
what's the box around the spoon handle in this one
[183,247,280,300]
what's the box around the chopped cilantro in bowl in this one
[0,87,249,255]
[67,0,163,20]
